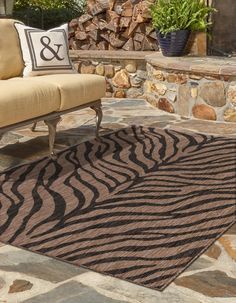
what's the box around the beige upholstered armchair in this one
[0,19,106,157]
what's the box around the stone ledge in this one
[70,50,155,61]
[145,53,236,76]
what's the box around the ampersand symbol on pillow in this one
[40,36,64,61]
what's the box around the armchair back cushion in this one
[0,19,24,79]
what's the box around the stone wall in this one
[71,50,149,99]
[70,51,236,123]
[144,55,236,123]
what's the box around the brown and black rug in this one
[0,126,235,291]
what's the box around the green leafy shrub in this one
[150,0,216,35]
[13,0,85,29]
[14,0,85,12]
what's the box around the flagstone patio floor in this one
[0,99,235,303]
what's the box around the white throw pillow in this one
[14,22,75,77]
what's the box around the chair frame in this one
[0,99,103,158]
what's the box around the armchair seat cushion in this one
[0,80,60,128]
[27,74,106,111]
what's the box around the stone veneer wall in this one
[144,55,236,123]
[70,50,150,99]
[70,51,236,123]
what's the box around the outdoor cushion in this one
[0,80,60,128]
[26,74,106,111]
[0,19,24,80]
[14,23,75,77]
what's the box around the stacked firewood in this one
[69,0,158,51]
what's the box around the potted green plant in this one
[150,0,216,57]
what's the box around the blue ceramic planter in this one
[156,29,191,57]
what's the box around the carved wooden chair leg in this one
[91,102,103,139]
[31,122,37,132]
[44,116,61,159]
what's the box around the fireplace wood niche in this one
[69,0,236,57]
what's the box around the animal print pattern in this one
[0,126,235,290]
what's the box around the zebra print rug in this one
[0,126,235,291]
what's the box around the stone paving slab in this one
[171,119,236,136]
[0,249,86,283]
[21,281,127,303]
